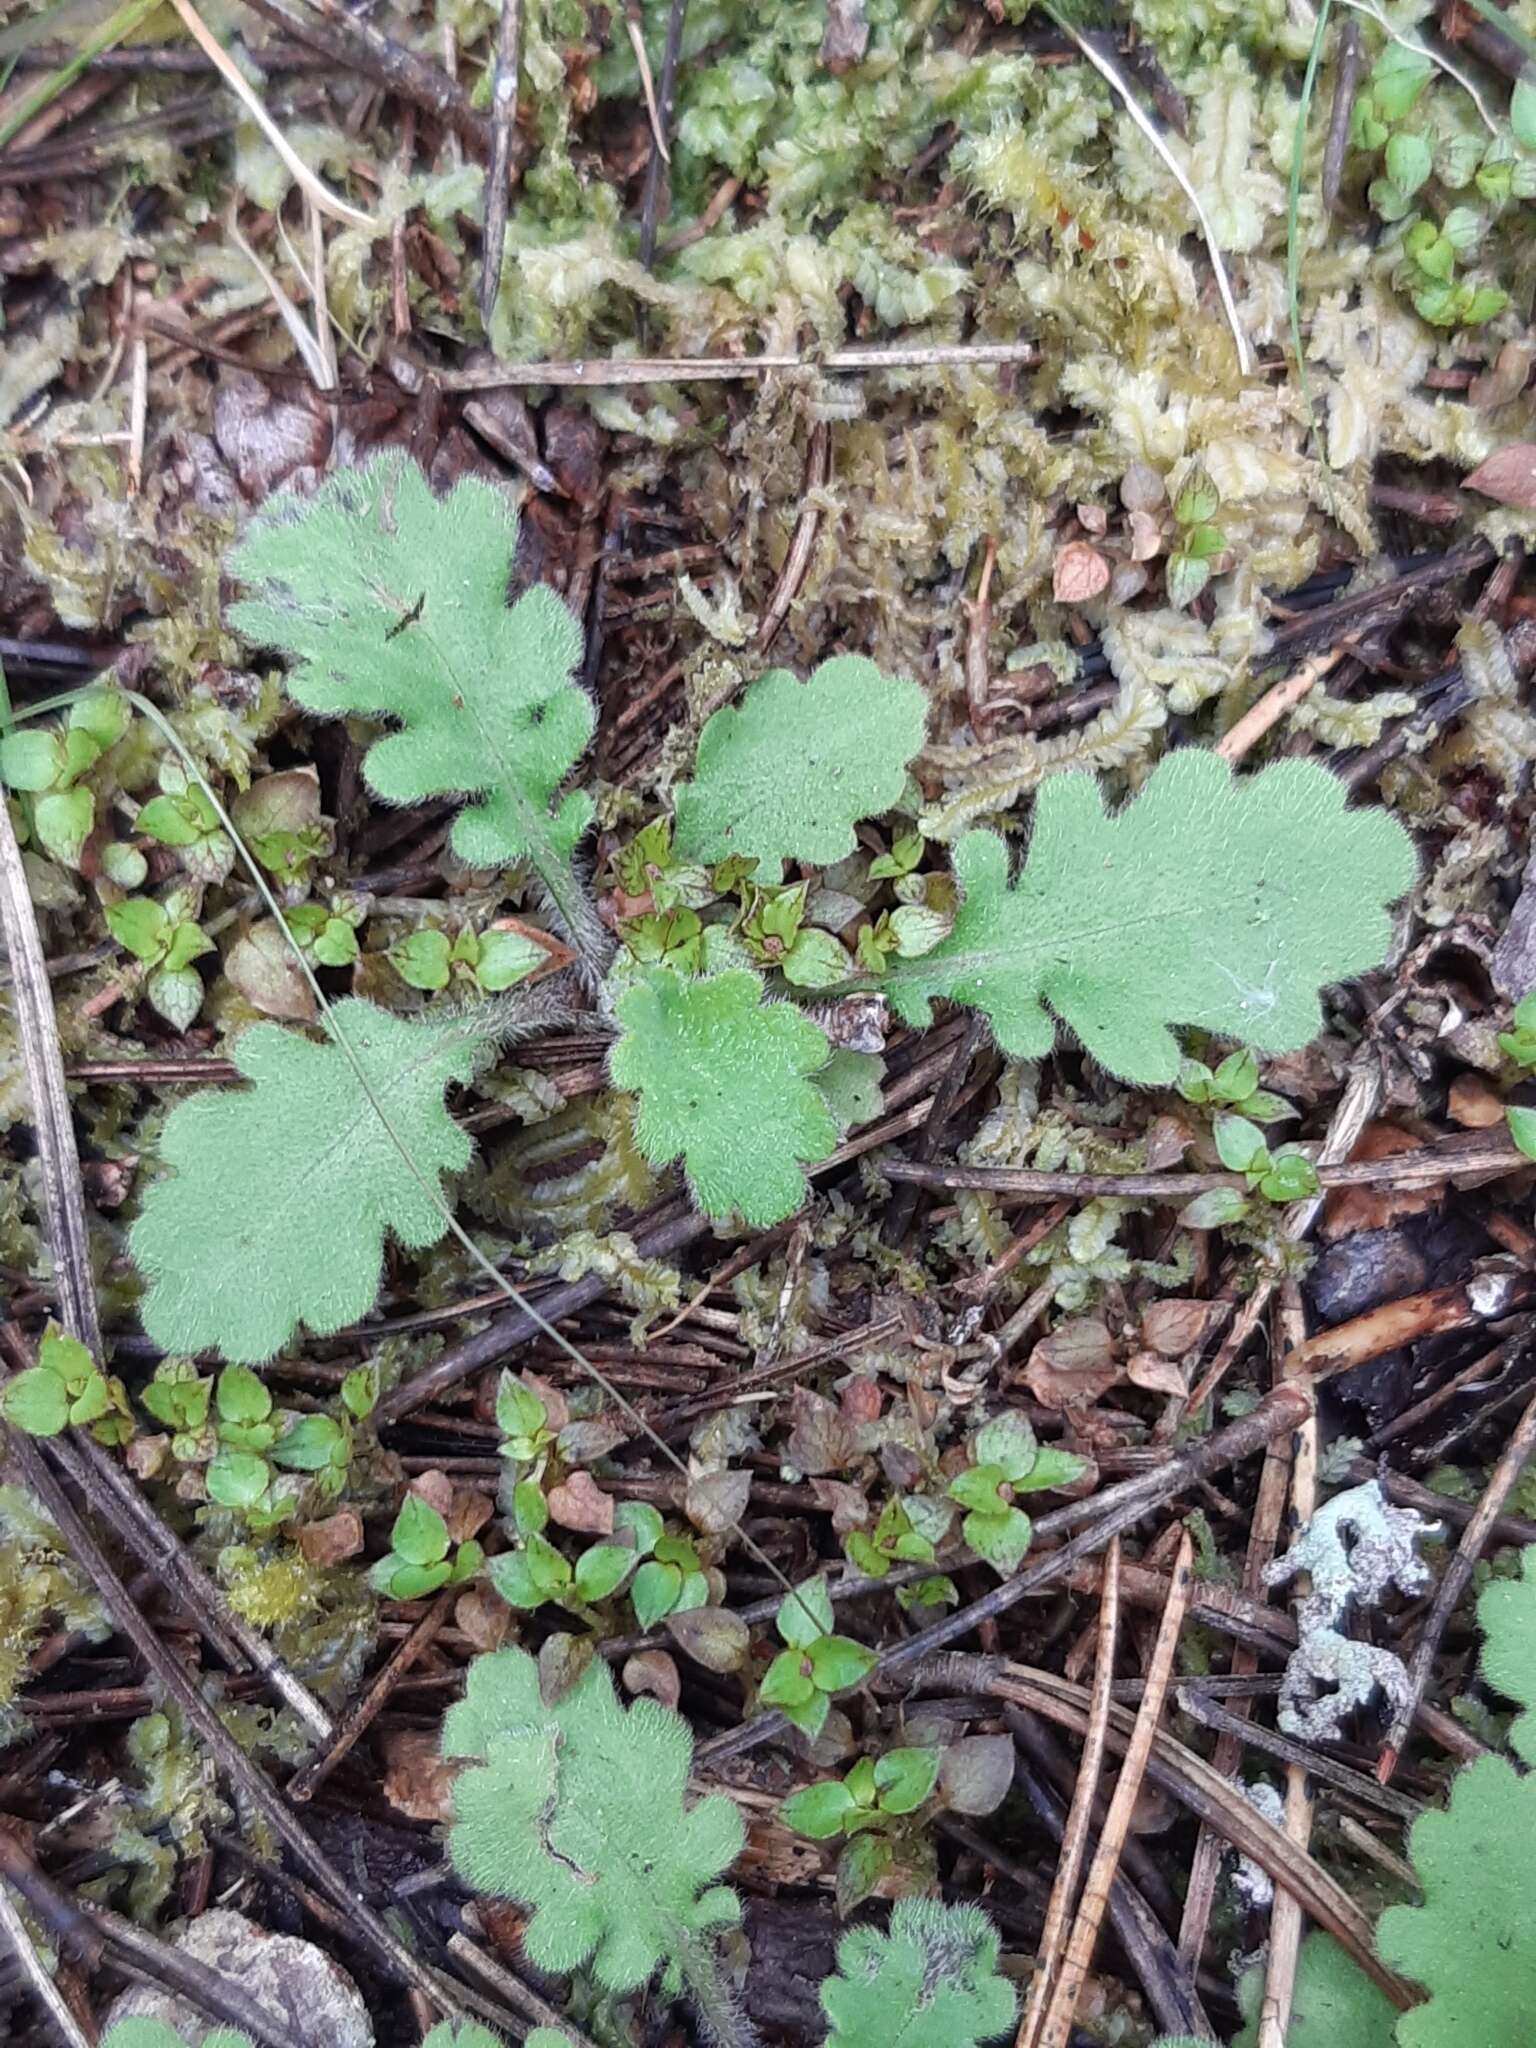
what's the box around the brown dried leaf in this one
[380,1729,460,1823]
[455,1585,511,1653]
[666,1605,751,1671]
[622,1650,681,1710]
[1322,1122,1439,1239]
[1126,1350,1188,1397]
[1139,1298,1218,1358]
[1022,1318,1121,1411]
[1463,444,1536,508]
[685,1466,752,1535]
[296,1508,364,1566]
[546,1470,614,1536]
[787,1386,856,1475]
[1449,1073,1507,1129]
[939,1735,1015,1816]
[1144,1112,1194,1172]
[1052,540,1111,604]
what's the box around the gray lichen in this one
[1263,1480,1438,1742]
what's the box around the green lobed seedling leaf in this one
[1477,1544,1536,1764]
[227,454,593,880]
[878,752,1415,1085]
[442,1643,744,1995]
[130,999,485,1363]
[1232,1931,1395,2047]
[1377,1755,1536,2047]
[609,966,838,1225]
[819,1897,1016,2048]
[102,2025,254,2048]
[672,655,928,883]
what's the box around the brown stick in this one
[429,339,1040,390]
[755,421,832,655]
[1216,651,1340,762]
[286,1584,456,1802]
[239,0,491,153]
[1377,1378,1536,1780]
[930,1656,1414,2010]
[1259,1279,1319,2048]
[1178,1405,1296,1964]
[880,1126,1527,1201]
[1323,18,1364,211]
[1037,1535,1195,2048]
[477,0,524,325]
[1018,1540,1121,2048]
[1285,1267,1536,1385]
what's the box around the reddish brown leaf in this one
[297,1509,364,1567]
[1052,540,1111,604]
[622,1650,681,1710]
[1464,444,1536,507]
[380,1730,460,1823]
[1126,1350,1188,1397]
[547,1470,614,1536]
[1322,1122,1439,1239]
[1022,1317,1121,1411]
[1139,1298,1219,1358]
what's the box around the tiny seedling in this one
[2,1321,130,1441]
[1176,1045,1295,1123]
[946,1413,1087,1577]
[782,1746,941,1914]
[371,1492,483,1600]
[0,684,130,867]
[759,1576,877,1739]
[818,1897,1016,2048]
[617,1501,712,1629]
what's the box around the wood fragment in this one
[287,1584,457,1802]
[1018,1539,1120,2048]
[477,0,523,325]
[1377,1378,1536,1780]
[1259,1278,1316,2048]
[1036,1535,1194,2048]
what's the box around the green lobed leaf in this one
[882,753,1415,1085]
[130,998,483,1363]
[1233,1931,1395,2047]
[102,2026,255,2048]
[782,1779,859,1838]
[673,655,928,884]
[442,1643,744,1994]
[610,967,837,1225]
[1477,1545,1536,1765]
[1378,1756,1536,2048]
[228,453,593,875]
[820,1897,1017,2048]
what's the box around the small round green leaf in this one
[873,1747,940,1814]
[781,1779,859,1839]
[806,1633,877,1693]
[2,1367,70,1435]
